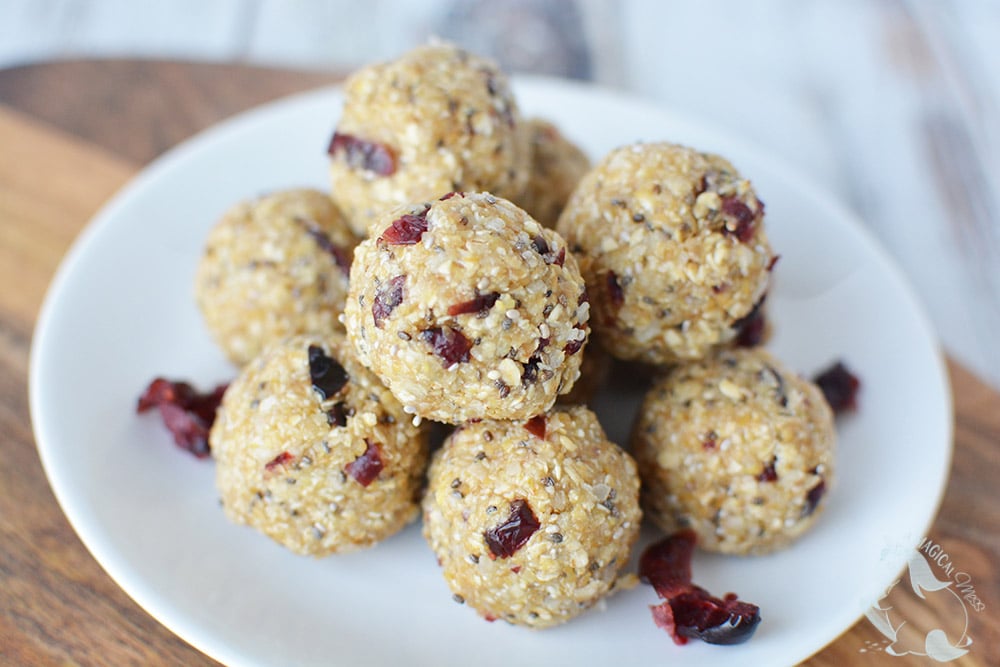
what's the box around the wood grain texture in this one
[0,108,217,666]
[0,60,341,165]
[0,60,996,666]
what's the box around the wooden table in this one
[0,60,996,666]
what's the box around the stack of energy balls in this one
[191,41,835,629]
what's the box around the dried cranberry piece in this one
[303,223,352,276]
[639,529,696,598]
[720,195,761,243]
[767,254,781,272]
[757,459,778,482]
[379,208,429,245]
[483,498,540,559]
[420,326,472,366]
[192,386,227,424]
[654,588,762,646]
[813,361,861,414]
[137,378,225,424]
[156,403,211,458]
[606,271,625,308]
[524,415,546,439]
[640,531,761,646]
[372,275,406,328]
[328,132,396,176]
[137,378,227,458]
[447,291,500,317]
[439,191,463,201]
[142,383,189,412]
[650,599,684,644]
[308,345,349,400]
[732,295,766,347]
[804,478,826,516]
[345,439,383,487]
[265,451,294,472]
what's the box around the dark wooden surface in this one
[0,59,996,666]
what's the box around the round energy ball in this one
[329,41,530,236]
[556,142,775,364]
[423,406,641,627]
[212,333,430,556]
[517,118,590,228]
[343,192,590,424]
[631,348,835,555]
[194,189,358,367]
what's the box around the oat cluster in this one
[557,142,774,364]
[631,348,835,555]
[329,41,531,236]
[344,192,589,423]
[195,189,359,366]
[423,408,641,627]
[212,334,430,556]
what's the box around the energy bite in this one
[344,192,589,424]
[195,189,358,366]
[211,334,429,556]
[329,41,530,236]
[423,406,641,627]
[631,348,835,556]
[556,142,775,364]
[518,118,590,228]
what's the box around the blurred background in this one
[2,0,998,389]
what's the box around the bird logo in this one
[865,549,973,661]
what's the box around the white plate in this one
[30,77,952,666]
